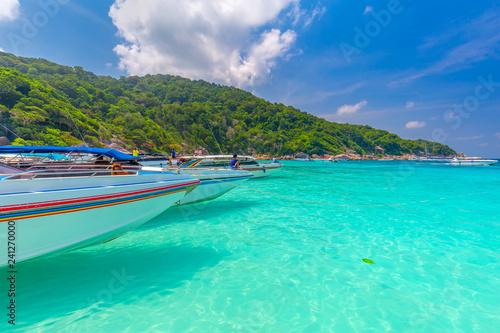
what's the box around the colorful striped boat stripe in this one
[184,159,204,168]
[0,188,186,223]
[0,180,199,213]
[0,181,199,223]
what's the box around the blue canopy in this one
[0,146,137,161]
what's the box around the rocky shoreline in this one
[253,151,462,161]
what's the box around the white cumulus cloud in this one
[336,100,368,115]
[495,132,500,139]
[405,121,426,129]
[0,0,20,21]
[109,0,319,87]
[363,6,373,15]
[405,101,415,109]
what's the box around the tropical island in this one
[0,52,455,158]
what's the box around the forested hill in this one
[0,52,455,156]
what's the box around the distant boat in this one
[178,155,284,178]
[295,156,312,161]
[449,157,498,166]
[0,162,199,267]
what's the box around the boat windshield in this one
[137,153,170,161]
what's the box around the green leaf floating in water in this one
[362,258,375,264]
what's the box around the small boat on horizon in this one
[295,156,312,161]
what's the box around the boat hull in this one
[449,160,497,166]
[0,173,198,267]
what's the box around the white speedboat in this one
[311,157,333,162]
[0,146,252,206]
[295,156,312,161]
[335,155,349,161]
[0,163,199,267]
[178,155,284,178]
[449,157,498,166]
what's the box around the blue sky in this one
[0,0,499,157]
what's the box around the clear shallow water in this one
[2,160,500,332]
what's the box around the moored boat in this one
[335,155,349,161]
[177,155,284,178]
[311,157,332,162]
[0,163,199,267]
[449,157,498,166]
[0,146,253,206]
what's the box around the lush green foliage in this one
[0,52,455,156]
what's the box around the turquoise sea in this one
[2,160,500,332]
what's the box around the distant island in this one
[0,52,456,157]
